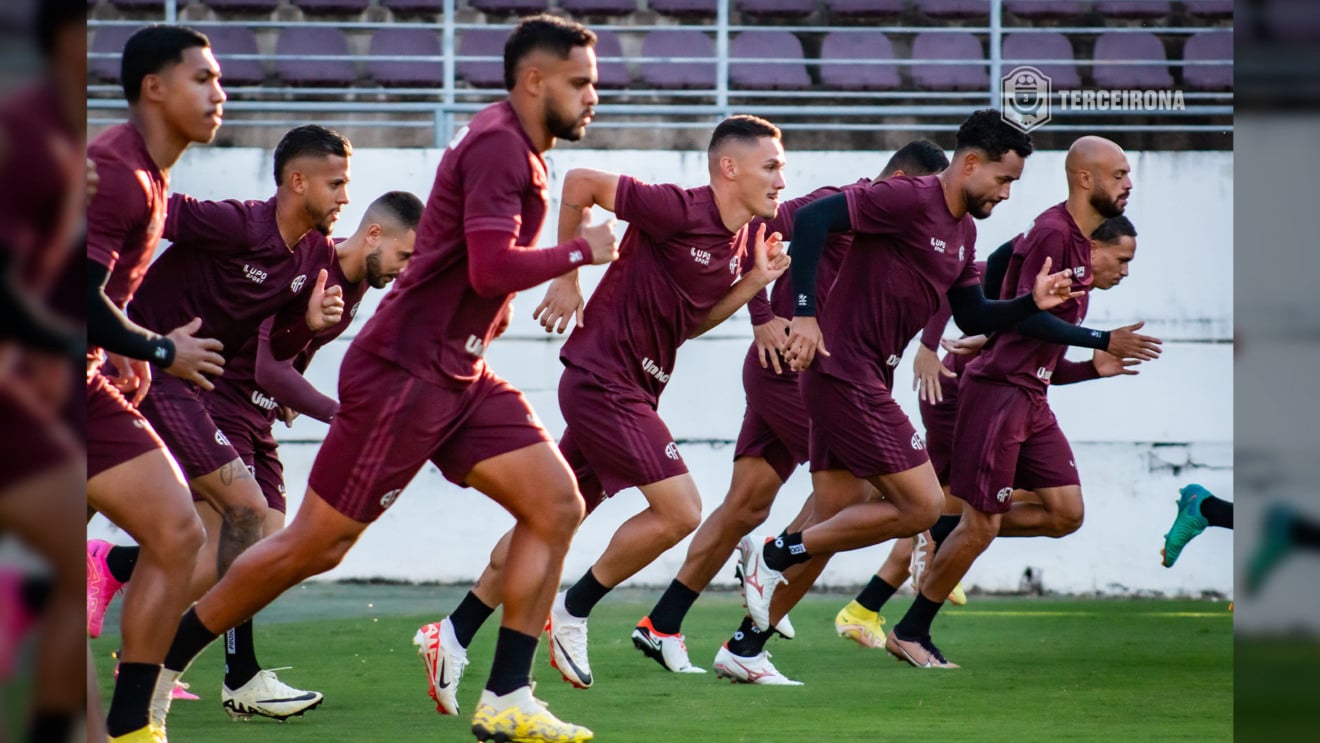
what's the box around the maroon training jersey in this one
[353,101,589,386]
[967,202,1093,393]
[815,175,980,390]
[127,194,335,366]
[208,248,367,427]
[87,122,167,310]
[559,175,748,400]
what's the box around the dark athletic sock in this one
[449,590,496,648]
[26,711,73,743]
[1198,496,1233,529]
[223,619,261,689]
[854,575,900,613]
[485,627,538,696]
[726,616,772,657]
[762,532,810,571]
[647,580,701,635]
[164,607,220,673]
[930,514,961,549]
[106,545,139,583]
[563,567,611,619]
[893,593,945,640]
[105,663,159,736]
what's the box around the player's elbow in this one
[468,272,510,300]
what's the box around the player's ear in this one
[287,167,305,194]
[367,222,383,243]
[140,72,167,103]
[961,150,980,175]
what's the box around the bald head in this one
[1065,135,1131,219]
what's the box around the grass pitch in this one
[90,585,1231,742]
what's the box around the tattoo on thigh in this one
[219,460,255,486]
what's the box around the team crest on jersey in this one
[214,429,232,447]
[349,301,361,319]
[379,489,402,509]
[997,487,1013,503]
[959,245,965,262]
[910,433,924,450]
[729,255,741,276]
[664,442,680,461]
[291,274,307,293]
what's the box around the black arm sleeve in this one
[982,240,1013,300]
[1015,312,1111,350]
[86,261,176,367]
[946,283,1040,336]
[787,193,851,317]
[0,252,82,360]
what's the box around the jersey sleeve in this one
[613,175,689,245]
[1014,224,1078,317]
[460,129,533,238]
[86,157,149,271]
[843,177,919,240]
[162,192,250,249]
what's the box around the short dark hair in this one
[954,109,1034,162]
[1091,215,1137,244]
[36,0,85,59]
[366,191,424,232]
[881,139,949,178]
[503,14,596,91]
[708,115,781,154]
[121,25,211,104]
[273,125,352,186]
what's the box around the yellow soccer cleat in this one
[834,600,887,649]
[108,725,167,743]
[471,685,593,743]
[947,582,968,606]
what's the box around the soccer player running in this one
[733,110,1081,670]
[837,215,1159,652]
[87,191,422,719]
[85,25,230,743]
[412,114,792,705]
[624,140,949,683]
[155,16,616,743]
[880,136,1155,668]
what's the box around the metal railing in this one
[87,0,1233,144]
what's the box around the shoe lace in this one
[255,667,302,694]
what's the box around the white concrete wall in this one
[88,147,1234,596]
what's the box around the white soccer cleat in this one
[712,644,803,686]
[631,617,706,674]
[414,618,469,715]
[775,614,796,640]
[737,535,786,632]
[547,592,593,689]
[221,668,324,721]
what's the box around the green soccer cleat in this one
[1161,484,1212,567]
[1246,504,1297,596]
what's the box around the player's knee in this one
[530,484,584,539]
[727,484,775,532]
[151,509,206,562]
[1047,506,1084,538]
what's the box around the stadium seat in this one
[737,0,816,18]
[1184,0,1233,19]
[729,30,811,90]
[367,27,444,88]
[108,0,171,10]
[559,0,638,16]
[193,24,266,87]
[469,0,550,15]
[1091,32,1174,89]
[290,0,372,14]
[203,0,282,12]
[1094,2,1171,20]
[825,0,906,16]
[593,29,633,89]
[649,0,719,18]
[819,31,900,91]
[1003,1,1091,20]
[274,26,357,86]
[910,32,988,91]
[1002,32,1081,90]
[639,29,715,89]
[381,0,445,13]
[89,25,142,83]
[915,0,990,19]
[457,27,509,89]
[1181,31,1232,91]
